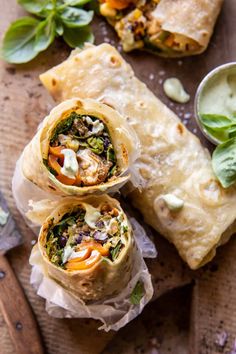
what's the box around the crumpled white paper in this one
[12,155,157,331]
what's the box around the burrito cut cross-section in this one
[22,98,138,196]
[99,0,223,57]
[38,195,136,301]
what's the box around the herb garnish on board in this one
[1,0,94,64]
[200,113,236,188]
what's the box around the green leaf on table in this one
[18,0,52,17]
[130,281,144,305]
[63,25,94,47]
[35,16,56,52]
[1,17,40,64]
[212,137,236,188]
[59,7,93,27]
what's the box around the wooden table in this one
[0,0,236,353]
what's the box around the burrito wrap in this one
[99,0,223,56]
[38,195,136,301]
[151,0,223,52]
[40,44,236,269]
[22,98,137,196]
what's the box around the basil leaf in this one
[212,138,236,188]
[229,129,236,139]
[63,25,94,47]
[199,114,236,143]
[200,114,233,129]
[1,17,40,64]
[60,7,93,28]
[18,0,53,17]
[130,281,144,305]
[60,0,92,6]
[35,16,56,52]
[203,126,231,143]
[55,19,64,36]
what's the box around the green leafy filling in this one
[110,241,122,261]
[48,111,118,179]
[45,207,125,267]
[130,281,144,305]
[199,114,236,188]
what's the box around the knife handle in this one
[0,254,45,354]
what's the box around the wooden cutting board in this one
[0,0,235,353]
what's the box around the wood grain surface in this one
[0,255,44,354]
[0,0,235,353]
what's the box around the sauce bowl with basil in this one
[195,62,236,188]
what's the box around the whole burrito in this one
[40,43,236,269]
[38,195,135,301]
[99,0,223,56]
[22,97,137,196]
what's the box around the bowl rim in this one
[194,61,236,145]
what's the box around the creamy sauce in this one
[161,194,184,211]
[163,78,190,103]
[0,206,9,226]
[199,69,236,118]
[61,149,79,179]
[84,205,101,228]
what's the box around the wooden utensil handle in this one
[0,254,45,354]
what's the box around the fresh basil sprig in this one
[199,114,236,187]
[200,113,236,143]
[1,0,94,64]
[212,138,236,188]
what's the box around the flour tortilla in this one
[40,43,236,269]
[150,0,223,56]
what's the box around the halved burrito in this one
[40,43,236,270]
[22,98,137,196]
[99,0,223,56]
[38,195,135,301]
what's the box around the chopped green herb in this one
[110,241,122,261]
[107,145,115,162]
[130,281,144,305]
[122,225,128,233]
[87,136,104,154]
[50,115,74,144]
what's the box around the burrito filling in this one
[45,203,129,270]
[45,111,119,186]
[99,0,200,54]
